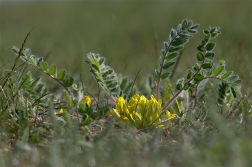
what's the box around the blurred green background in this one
[0,0,251,92]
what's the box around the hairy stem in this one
[155,30,187,99]
[40,69,74,100]
[193,76,225,109]
[162,59,205,110]
[110,95,116,103]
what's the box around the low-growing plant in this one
[11,46,100,127]
[10,19,243,132]
[85,19,242,130]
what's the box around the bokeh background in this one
[0,0,251,93]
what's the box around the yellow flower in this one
[83,96,92,107]
[166,111,176,119]
[54,107,68,115]
[59,108,64,114]
[108,94,176,129]
[107,97,132,127]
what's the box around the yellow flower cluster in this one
[108,94,176,129]
[82,96,92,107]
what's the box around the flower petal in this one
[83,96,92,107]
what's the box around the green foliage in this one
[161,26,241,111]
[155,19,200,98]
[12,46,74,89]
[85,53,136,101]
[21,72,48,99]
[85,53,119,98]
[82,20,243,129]
[11,46,102,127]
[218,82,229,104]
[81,20,244,132]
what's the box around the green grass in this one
[0,1,252,167]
